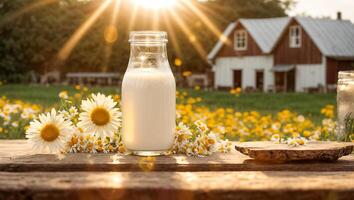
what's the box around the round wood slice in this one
[235,141,354,162]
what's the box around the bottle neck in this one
[128,43,168,69]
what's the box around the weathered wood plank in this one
[0,140,354,172]
[235,141,354,161]
[0,171,354,200]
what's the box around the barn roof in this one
[208,16,354,61]
[239,17,290,53]
[296,17,354,59]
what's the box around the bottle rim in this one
[129,31,168,43]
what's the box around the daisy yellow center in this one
[91,108,110,126]
[40,124,60,142]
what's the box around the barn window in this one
[289,25,301,48]
[234,30,247,50]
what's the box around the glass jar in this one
[121,31,176,156]
[337,71,354,141]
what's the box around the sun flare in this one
[133,0,177,10]
[6,0,223,64]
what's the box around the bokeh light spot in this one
[104,25,118,43]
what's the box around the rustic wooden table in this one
[0,140,354,200]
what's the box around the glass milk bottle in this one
[337,71,354,141]
[121,31,176,156]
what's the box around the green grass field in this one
[187,89,336,120]
[0,84,119,106]
[0,84,336,121]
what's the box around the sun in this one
[133,0,177,10]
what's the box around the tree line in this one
[0,0,292,82]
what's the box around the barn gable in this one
[239,18,290,53]
[208,17,290,61]
[271,17,354,86]
[273,18,323,65]
[216,22,263,57]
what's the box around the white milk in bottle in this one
[121,31,176,156]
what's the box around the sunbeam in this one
[180,0,226,43]
[152,9,160,30]
[168,7,207,59]
[103,0,121,72]
[57,0,112,62]
[104,0,120,44]
[127,2,139,31]
[161,11,182,59]
[197,3,232,24]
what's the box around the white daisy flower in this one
[26,109,74,153]
[297,115,305,122]
[286,138,299,147]
[69,106,78,116]
[216,139,232,153]
[58,91,69,99]
[286,137,307,147]
[11,121,19,128]
[21,108,36,119]
[194,120,209,133]
[177,122,192,136]
[77,93,121,138]
[309,130,321,141]
[271,123,281,131]
[59,110,70,119]
[270,134,281,143]
[3,104,20,114]
[60,106,79,121]
[207,132,219,144]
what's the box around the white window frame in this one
[234,30,248,51]
[289,25,301,48]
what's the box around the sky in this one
[288,0,354,22]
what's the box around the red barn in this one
[208,16,354,92]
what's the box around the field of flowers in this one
[0,84,345,144]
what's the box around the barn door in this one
[275,70,295,92]
[286,69,295,92]
[233,70,242,88]
[256,70,264,91]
